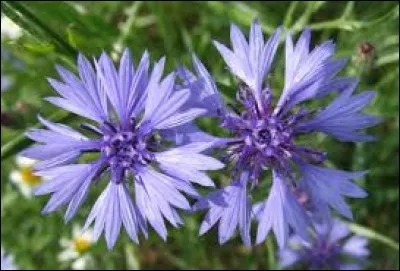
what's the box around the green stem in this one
[1,1,38,38]
[340,1,355,20]
[4,1,77,56]
[113,1,143,57]
[266,236,276,270]
[284,1,299,28]
[292,4,398,33]
[124,244,140,270]
[348,222,400,251]
[292,1,327,30]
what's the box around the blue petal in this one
[299,162,368,220]
[105,182,122,250]
[342,236,370,257]
[256,171,310,247]
[297,82,381,142]
[135,177,168,240]
[195,173,251,246]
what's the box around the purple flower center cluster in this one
[223,103,295,180]
[305,240,342,269]
[279,219,369,270]
[100,122,154,171]
[222,86,325,182]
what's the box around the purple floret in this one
[278,219,369,270]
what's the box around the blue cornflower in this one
[1,249,17,270]
[22,49,224,249]
[1,47,24,92]
[185,20,380,247]
[278,219,369,270]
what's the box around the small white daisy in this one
[58,225,95,270]
[9,156,42,198]
[1,15,22,40]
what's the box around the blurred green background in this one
[1,1,399,270]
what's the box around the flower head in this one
[1,249,17,270]
[279,219,369,270]
[9,155,43,197]
[58,225,95,270]
[188,20,380,247]
[23,49,224,249]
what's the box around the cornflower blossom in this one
[181,20,380,247]
[23,49,224,249]
[278,219,369,270]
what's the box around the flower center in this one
[246,118,293,150]
[73,237,92,254]
[308,242,342,268]
[256,129,271,144]
[21,167,42,187]
[223,112,295,180]
[101,131,153,169]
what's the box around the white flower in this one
[9,156,43,198]
[1,16,22,40]
[58,225,95,270]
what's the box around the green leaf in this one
[23,40,55,54]
[266,236,276,270]
[2,1,77,56]
[376,52,399,67]
[125,244,141,270]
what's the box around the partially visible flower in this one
[10,155,43,198]
[1,249,17,270]
[187,19,380,247]
[1,74,13,92]
[355,42,376,74]
[23,49,224,249]
[1,46,24,93]
[279,219,369,270]
[58,225,95,270]
[1,46,24,70]
[1,15,22,40]
[1,47,14,92]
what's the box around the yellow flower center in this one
[73,237,91,254]
[20,167,41,187]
